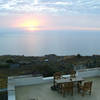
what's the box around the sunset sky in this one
[0,0,100,31]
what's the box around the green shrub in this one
[6,59,14,63]
[0,63,10,69]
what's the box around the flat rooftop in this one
[15,77,100,100]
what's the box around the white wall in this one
[8,90,16,100]
[8,75,44,100]
[77,68,100,78]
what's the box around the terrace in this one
[8,68,100,100]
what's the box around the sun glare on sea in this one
[20,19,40,31]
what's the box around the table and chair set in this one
[52,71,92,97]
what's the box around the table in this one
[55,76,84,84]
[54,76,84,95]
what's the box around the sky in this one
[0,0,100,31]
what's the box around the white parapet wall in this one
[98,68,100,76]
[8,75,45,100]
[77,68,100,78]
[8,68,100,100]
[8,76,44,86]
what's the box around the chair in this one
[54,72,62,80]
[53,72,62,85]
[61,82,73,96]
[70,70,76,78]
[53,72,62,91]
[78,81,92,96]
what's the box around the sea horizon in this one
[0,29,100,56]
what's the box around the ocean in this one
[0,28,100,56]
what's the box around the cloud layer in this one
[0,0,100,15]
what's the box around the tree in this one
[76,54,82,58]
[6,59,14,64]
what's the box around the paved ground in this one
[16,77,100,100]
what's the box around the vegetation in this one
[0,54,100,77]
[76,54,82,58]
[0,92,8,100]
[6,58,14,63]
[0,63,10,69]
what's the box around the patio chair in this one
[53,72,62,85]
[54,72,62,80]
[53,72,62,90]
[78,81,92,96]
[70,70,76,78]
[61,82,74,96]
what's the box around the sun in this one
[27,26,36,31]
[19,19,40,31]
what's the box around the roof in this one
[16,77,100,100]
